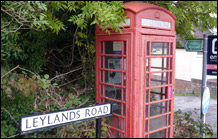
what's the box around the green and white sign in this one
[184,39,203,51]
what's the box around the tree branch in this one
[50,67,83,81]
[1,65,19,79]
[1,107,19,125]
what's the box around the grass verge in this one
[175,92,217,99]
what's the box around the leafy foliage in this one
[174,109,217,138]
[144,1,217,46]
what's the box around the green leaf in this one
[44,74,49,79]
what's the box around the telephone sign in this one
[207,35,217,76]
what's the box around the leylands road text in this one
[20,104,111,134]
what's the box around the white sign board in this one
[20,104,112,135]
[202,87,210,115]
[141,18,171,29]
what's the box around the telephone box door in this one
[143,35,176,138]
[95,34,131,138]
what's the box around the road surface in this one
[174,95,217,133]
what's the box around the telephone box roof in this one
[123,2,176,20]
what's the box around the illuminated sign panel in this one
[141,18,171,29]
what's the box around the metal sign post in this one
[201,34,208,138]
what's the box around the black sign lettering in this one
[40,116,46,126]
[62,113,68,122]
[54,114,60,123]
[70,111,76,120]
[26,119,31,129]
[33,117,38,127]
[103,106,108,113]
[76,110,80,119]
[48,115,53,125]
[85,109,90,117]
[91,108,97,116]
[98,107,103,115]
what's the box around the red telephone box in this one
[95,2,176,138]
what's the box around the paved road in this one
[174,95,217,133]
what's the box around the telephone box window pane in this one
[168,114,171,125]
[147,42,150,56]
[145,120,148,133]
[170,42,173,55]
[149,129,166,138]
[150,93,165,102]
[123,73,126,86]
[150,72,167,87]
[105,85,121,100]
[123,58,126,71]
[150,116,167,131]
[146,74,150,87]
[169,72,172,84]
[150,101,168,117]
[123,89,126,102]
[123,119,126,131]
[124,41,126,55]
[146,58,150,71]
[146,90,149,103]
[105,99,121,115]
[170,58,173,70]
[105,57,122,70]
[107,129,121,138]
[150,87,167,102]
[145,105,149,118]
[150,58,168,71]
[101,70,103,82]
[123,104,126,116]
[101,56,103,68]
[151,42,169,55]
[101,85,103,96]
[105,41,122,55]
[101,42,103,54]
[150,87,166,95]
[105,71,122,85]
[168,128,171,138]
[169,100,172,112]
[106,116,121,130]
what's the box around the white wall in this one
[175,49,217,81]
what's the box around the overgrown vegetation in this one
[1,1,217,138]
[174,109,217,138]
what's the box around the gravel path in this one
[174,95,217,133]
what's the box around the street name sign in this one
[20,103,112,135]
[202,87,210,115]
[207,35,217,76]
[184,39,203,51]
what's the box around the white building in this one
[174,48,217,95]
[175,48,217,81]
